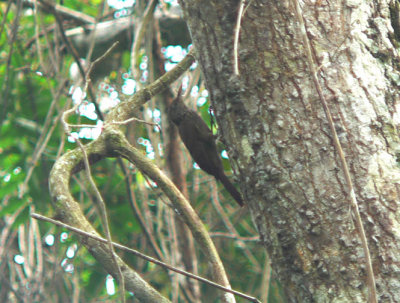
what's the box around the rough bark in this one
[180,0,400,301]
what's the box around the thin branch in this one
[290,1,377,302]
[62,67,126,303]
[130,0,158,80]
[233,0,245,75]
[209,232,259,242]
[0,0,23,129]
[107,129,238,303]
[119,160,165,260]
[31,213,262,303]
[24,0,95,24]
[0,270,24,302]
[65,112,126,303]
[48,48,197,303]
[210,180,261,270]
[110,116,159,128]
[84,0,107,65]
[19,79,69,198]
[40,0,105,120]
[0,0,13,39]
[260,254,271,303]
[106,47,196,123]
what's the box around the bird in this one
[168,86,243,206]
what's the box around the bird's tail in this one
[218,174,244,206]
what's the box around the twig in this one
[27,0,95,24]
[119,160,165,260]
[209,232,259,242]
[210,180,261,269]
[291,0,377,302]
[67,123,102,128]
[0,0,23,128]
[105,47,196,123]
[64,113,126,303]
[40,0,105,120]
[130,0,158,80]
[0,271,24,302]
[260,254,271,303]
[110,116,159,128]
[19,81,67,198]
[84,0,106,65]
[31,213,262,303]
[61,47,126,303]
[48,48,196,301]
[233,0,246,75]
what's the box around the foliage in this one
[0,1,283,302]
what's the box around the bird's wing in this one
[190,112,215,143]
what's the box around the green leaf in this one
[11,206,30,229]
[0,196,27,217]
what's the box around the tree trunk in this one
[180,0,400,301]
